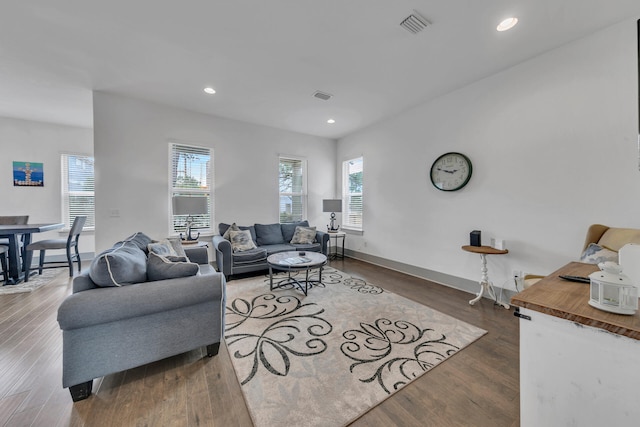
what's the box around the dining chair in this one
[0,215,30,271]
[0,245,8,284]
[25,216,87,281]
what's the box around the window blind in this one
[343,157,363,230]
[61,154,95,230]
[169,143,213,234]
[279,156,307,223]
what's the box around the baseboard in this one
[344,249,517,304]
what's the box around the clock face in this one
[430,152,472,191]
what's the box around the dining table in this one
[0,223,64,285]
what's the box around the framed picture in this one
[13,161,44,187]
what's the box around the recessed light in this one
[496,17,518,32]
[203,87,216,95]
[327,119,336,124]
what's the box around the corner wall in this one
[0,116,95,256]
[337,17,640,292]
[93,93,337,252]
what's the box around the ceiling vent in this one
[400,11,430,34]
[313,91,332,101]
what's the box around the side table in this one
[461,245,510,309]
[327,232,346,260]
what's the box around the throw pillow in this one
[281,221,310,243]
[147,251,199,281]
[229,229,258,252]
[290,226,317,244]
[147,239,178,257]
[167,237,188,259]
[119,232,154,254]
[222,222,241,240]
[255,223,285,245]
[579,243,618,264]
[89,241,148,287]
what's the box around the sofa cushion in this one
[232,247,268,266]
[147,252,199,281]
[261,244,297,255]
[579,243,618,264]
[219,223,257,244]
[291,243,322,252]
[290,226,317,244]
[255,223,285,245]
[119,232,154,254]
[89,241,148,287]
[230,229,258,252]
[281,221,310,243]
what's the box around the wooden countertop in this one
[511,262,640,340]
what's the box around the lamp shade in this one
[172,196,208,215]
[322,199,342,213]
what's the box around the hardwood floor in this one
[0,258,519,427]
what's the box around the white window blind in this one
[61,154,95,230]
[169,143,213,234]
[279,156,307,223]
[342,157,363,230]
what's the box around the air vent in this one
[400,11,430,34]
[313,91,332,101]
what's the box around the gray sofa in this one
[57,232,226,402]
[213,221,329,279]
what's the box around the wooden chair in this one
[25,216,86,280]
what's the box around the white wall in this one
[0,116,94,255]
[337,17,640,290]
[93,92,337,252]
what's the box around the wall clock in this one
[430,152,473,191]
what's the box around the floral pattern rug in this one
[225,267,486,427]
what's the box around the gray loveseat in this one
[57,232,226,401]
[213,221,329,279]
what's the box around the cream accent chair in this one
[582,224,640,252]
[523,224,640,289]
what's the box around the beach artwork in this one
[13,161,44,187]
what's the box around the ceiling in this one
[1,1,640,139]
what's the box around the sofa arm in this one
[184,246,209,265]
[58,273,225,331]
[316,231,329,255]
[213,235,232,277]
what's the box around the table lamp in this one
[172,196,208,241]
[322,199,342,232]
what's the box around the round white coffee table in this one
[267,251,327,296]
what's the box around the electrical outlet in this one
[512,270,524,289]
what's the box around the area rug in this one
[0,269,64,295]
[225,267,487,427]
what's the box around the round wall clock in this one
[430,152,473,191]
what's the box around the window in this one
[342,157,363,231]
[169,143,213,235]
[61,154,95,230]
[279,156,307,223]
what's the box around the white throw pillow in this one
[229,229,257,252]
[290,226,317,245]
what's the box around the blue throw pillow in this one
[255,223,285,246]
[89,241,147,287]
[147,252,199,282]
[118,232,154,254]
